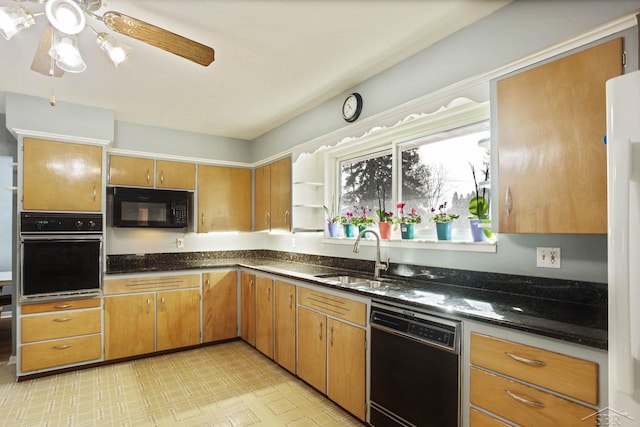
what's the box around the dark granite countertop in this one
[107,250,607,350]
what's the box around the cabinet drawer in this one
[22,309,101,343]
[21,335,101,372]
[471,333,598,405]
[470,367,595,427]
[469,408,511,427]
[104,274,200,295]
[21,298,101,314]
[298,287,366,326]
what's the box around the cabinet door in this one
[240,272,256,346]
[297,306,327,393]
[254,164,271,231]
[270,157,291,231]
[156,289,201,351]
[198,164,251,232]
[108,155,154,187]
[274,280,296,374]
[202,271,238,343]
[255,276,274,358]
[104,293,155,360]
[156,160,196,190]
[23,138,103,211]
[497,38,622,233]
[328,318,366,421]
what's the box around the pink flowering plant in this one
[429,201,459,223]
[397,203,422,224]
[351,206,375,227]
[339,210,354,225]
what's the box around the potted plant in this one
[429,201,458,240]
[323,205,341,237]
[376,187,394,239]
[468,164,492,241]
[397,202,421,239]
[340,210,356,237]
[352,206,375,233]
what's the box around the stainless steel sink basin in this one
[318,275,370,284]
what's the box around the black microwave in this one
[111,187,191,228]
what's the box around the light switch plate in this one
[536,247,561,268]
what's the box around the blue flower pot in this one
[469,219,485,242]
[401,223,415,239]
[328,222,341,237]
[436,222,452,240]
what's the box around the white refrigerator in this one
[607,69,640,426]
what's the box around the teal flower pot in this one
[436,222,452,240]
[343,223,356,238]
[401,223,414,239]
[358,225,367,234]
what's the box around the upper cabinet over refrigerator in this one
[607,69,640,426]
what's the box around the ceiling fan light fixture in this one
[49,31,86,73]
[96,32,131,67]
[0,6,36,40]
[45,0,86,35]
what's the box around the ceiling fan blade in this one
[30,24,64,77]
[102,12,215,67]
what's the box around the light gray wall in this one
[113,121,251,163]
[251,0,640,160]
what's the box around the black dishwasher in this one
[370,301,461,427]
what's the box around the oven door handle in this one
[20,234,103,242]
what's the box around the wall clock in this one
[342,93,363,122]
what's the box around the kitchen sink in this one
[315,274,387,288]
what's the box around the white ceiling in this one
[0,0,510,140]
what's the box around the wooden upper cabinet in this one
[253,157,291,232]
[108,155,154,187]
[270,157,292,231]
[197,164,251,232]
[23,138,103,212]
[254,164,271,231]
[156,160,196,190]
[497,38,622,234]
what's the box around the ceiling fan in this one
[0,0,215,77]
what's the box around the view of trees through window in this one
[337,121,490,240]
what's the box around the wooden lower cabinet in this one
[104,276,201,360]
[20,298,102,373]
[274,280,296,374]
[469,332,600,427]
[297,289,366,421]
[297,306,327,393]
[202,271,238,343]
[240,272,256,346]
[156,289,201,351]
[255,276,274,358]
[104,293,155,360]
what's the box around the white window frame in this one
[324,97,496,253]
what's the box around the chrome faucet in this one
[353,229,389,279]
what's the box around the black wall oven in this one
[20,212,103,301]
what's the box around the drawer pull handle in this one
[288,293,293,309]
[53,344,73,350]
[505,352,546,366]
[53,304,72,309]
[505,389,545,407]
[146,169,150,183]
[53,317,72,322]
[318,322,323,340]
[505,186,512,216]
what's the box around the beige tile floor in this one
[0,341,364,426]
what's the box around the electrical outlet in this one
[176,238,185,248]
[536,247,561,268]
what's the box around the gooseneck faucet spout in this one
[353,229,389,279]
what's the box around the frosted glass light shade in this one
[0,6,35,40]
[96,32,131,67]
[49,30,86,73]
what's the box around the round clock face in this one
[342,93,362,122]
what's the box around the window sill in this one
[321,236,496,253]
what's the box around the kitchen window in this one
[329,99,493,248]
